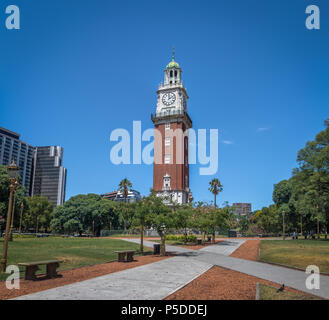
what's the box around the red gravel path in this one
[230,240,260,261]
[166,266,314,300]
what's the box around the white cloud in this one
[257,127,270,132]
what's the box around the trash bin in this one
[197,239,202,245]
[153,244,160,255]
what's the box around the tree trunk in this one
[36,218,39,234]
[214,195,216,208]
[300,216,303,236]
[317,218,320,240]
[212,227,216,244]
[159,231,166,256]
[140,223,144,254]
[202,231,206,243]
[124,220,127,233]
[184,229,187,244]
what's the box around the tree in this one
[132,197,150,254]
[0,165,26,226]
[117,202,135,233]
[144,191,173,256]
[51,194,118,236]
[256,205,279,234]
[191,202,210,243]
[207,206,229,243]
[291,119,329,236]
[173,205,193,244]
[273,180,292,206]
[119,178,132,202]
[208,178,223,208]
[64,219,82,235]
[25,196,54,232]
[238,215,251,233]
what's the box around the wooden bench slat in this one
[18,260,62,267]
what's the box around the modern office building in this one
[0,127,35,194]
[102,189,141,203]
[31,146,67,206]
[0,127,67,206]
[233,203,252,216]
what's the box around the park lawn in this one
[258,283,323,300]
[0,237,148,281]
[259,240,329,273]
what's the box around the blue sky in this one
[1,0,328,210]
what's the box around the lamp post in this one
[19,202,24,234]
[282,210,286,240]
[9,191,16,242]
[1,160,19,273]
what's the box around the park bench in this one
[115,250,135,262]
[18,260,63,281]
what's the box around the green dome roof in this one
[166,60,180,69]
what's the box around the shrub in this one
[166,234,197,243]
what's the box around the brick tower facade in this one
[151,52,192,204]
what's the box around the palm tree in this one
[119,178,132,232]
[119,178,132,203]
[208,178,223,208]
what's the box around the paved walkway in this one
[125,239,329,299]
[15,256,212,300]
[15,239,329,300]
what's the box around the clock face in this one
[162,92,176,106]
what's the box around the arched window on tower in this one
[170,70,173,77]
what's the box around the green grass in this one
[258,283,323,300]
[259,240,329,273]
[0,237,148,281]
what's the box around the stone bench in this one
[18,260,63,281]
[115,250,135,262]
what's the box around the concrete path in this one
[15,256,212,300]
[124,239,329,299]
[125,238,246,256]
[15,238,329,300]
[199,239,246,255]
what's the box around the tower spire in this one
[172,47,175,61]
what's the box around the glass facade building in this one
[32,146,67,206]
[0,127,67,206]
[0,127,35,194]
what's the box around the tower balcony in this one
[151,109,192,127]
[158,82,184,90]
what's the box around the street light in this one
[9,192,16,242]
[1,159,19,273]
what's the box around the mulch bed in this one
[166,265,317,300]
[0,254,171,300]
[230,240,260,261]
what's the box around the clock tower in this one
[151,51,192,205]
